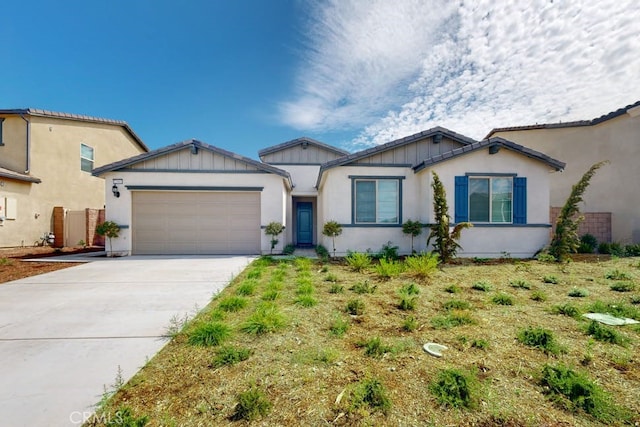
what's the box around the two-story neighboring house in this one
[0,109,148,248]
[488,101,640,244]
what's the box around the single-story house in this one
[93,127,565,258]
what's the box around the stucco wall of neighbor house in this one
[278,165,320,196]
[0,116,146,247]
[0,116,28,172]
[102,171,288,255]
[492,110,640,243]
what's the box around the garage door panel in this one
[133,191,260,255]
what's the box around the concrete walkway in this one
[0,255,253,427]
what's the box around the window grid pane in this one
[80,144,94,173]
[491,178,512,223]
[354,179,399,224]
[355,181,376,223]
[377,180,398,223]
[469,178,489,222]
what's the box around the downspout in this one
[19,113,31,173]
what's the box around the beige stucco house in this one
[0,109,148,247]
[95,128,564,258]
[488,101,640,244]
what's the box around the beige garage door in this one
[132,191,260,255]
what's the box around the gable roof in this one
[0,166,41,183]
[92,139,292,186]
[258,136,349,158]
[486,100,640,138]
[413,137,566,172]
[0,108,149,152]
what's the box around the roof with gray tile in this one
[0,108,148,152]
[486,100,640,138]
[258,136,350,158]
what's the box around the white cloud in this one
[281,0,640,148]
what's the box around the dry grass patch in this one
[91,256,640,426]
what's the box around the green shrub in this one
[218,296,248,312]
[471,281,492,292]
[599,241,624,256]
[329,315,349,337]
[188,322,231,347]
[631,295,640,305]
[577,234,598,254]
[346,299,365,315]
[231,387,272,421]
[625,243,640,256]
[402,219,423,253]
[605,269,633,280]
[531,291,548,302]
[212,346,252,368]
[296,282,315,295]
[588,300,640,320]
[236,279,258,296]
[295,295,318,307]
[282,244,295,255]
[510,279,532,290]
[246,268,263,279]
[374,258,403,279]
[568,288,589,298]
[324,273,339,283]
[543,275,559,284]
[322,221,343,258]
[402,316,418,332]
[106,406,149,427]
[431,312,476,329]
[400,282,421,295]
[294,257,312,271]
[376,241,399,261]
[551,303,582,319]
[404,252,439,279]
[442,299,471,311]
[517,327,564,355]
[536,252,556,263]
[444,284,461,294]
[329,283,344,294]
[350,280,377,294]
[540,364,626,422]
[492,293,514,306]
[429,368,478,409]
[345,252,372,272]
[360,337,392,358]
[315,244,330,261]
[471,339,489,350]
[585,321,629,346]
[397,293,417,311]
[610,282,635,292]
[261,290,280,301]
[348,377,391,414]
[241,303,287,335]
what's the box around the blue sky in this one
[3,0,639,158]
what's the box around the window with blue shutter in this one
[454,176,468,223]
[513,177,527,224]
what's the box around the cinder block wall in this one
[550,207,612,244]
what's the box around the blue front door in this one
[297,202,313,246]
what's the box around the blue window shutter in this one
[454,176,468,223]
[513,177,527,224]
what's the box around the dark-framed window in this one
[455,175,526,224]
[351,176,404,225]
[80,143,94,172]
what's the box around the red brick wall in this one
[550,207,612,243]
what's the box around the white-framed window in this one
[80,143,94,173]
[354,179,399,224]
[469,176,513,223]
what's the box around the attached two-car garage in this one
[132,191,261,255]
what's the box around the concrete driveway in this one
[0,255,253,427]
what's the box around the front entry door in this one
[296,202,313,246]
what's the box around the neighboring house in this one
[487,101,640,244]
[95,128,564,258]
[0,109,148,247]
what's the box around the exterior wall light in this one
[112,184,120,198]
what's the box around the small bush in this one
[376,241,399,261]
[324,273,339,282]
[531,291,548,302]
[429,368,478,409]
[431,311,476,329]
[404,252,439,279]
[471,281,492,292]
[236,279,257,296]
[188,322,231,347]
[261,290,280,301]
[295,295,318,307]
[218,296,248,312]
[346,299,365,315]
[551,303,582,319]
[568,288,589,298]
[231,387,272,421]
[517,327,564,355]
[625,243,640,256]
[345,252,372,272]
[588,300,640,320]
[444,284,461,294]
[400,282,420,295]
[282,244,295,255]
[402,316,418,332]
[294,257,312,271]
[599,241,624,256]
[510,279,532,290]
[543,275,559,284]
[241,303,287,335]
[610,282,635,292]
[315,244,329,261]
[631,295,640,305]
[360,337,392,358]
[348,377,391,414]
[397,293,417,311]
[471,339,489,350]
[585,321,629,346]
[536,253,556,263]
[577,233,598,254]
[329,283,344,294]
[374,258,403,279]
[296,282,315,295]
[492,293,514,306]
[246,268,263,279]
[350,280,377,294]
[106,407,149,427]
[540,364,626,422]
[329,315,349,337]
[212,346,252,368]
[605,269,633,280]
[442,299,471,311]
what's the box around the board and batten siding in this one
[261,145,346,164]
[124,149,263,172]
[352,136,464,166]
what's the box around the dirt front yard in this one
[0,246,102,284]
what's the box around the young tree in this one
[264,222,285,254]
[427,172,472,263]
[96,220,120,257]
[549,161,608,262]
[402,219,423,253]
[322,221,343,258]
